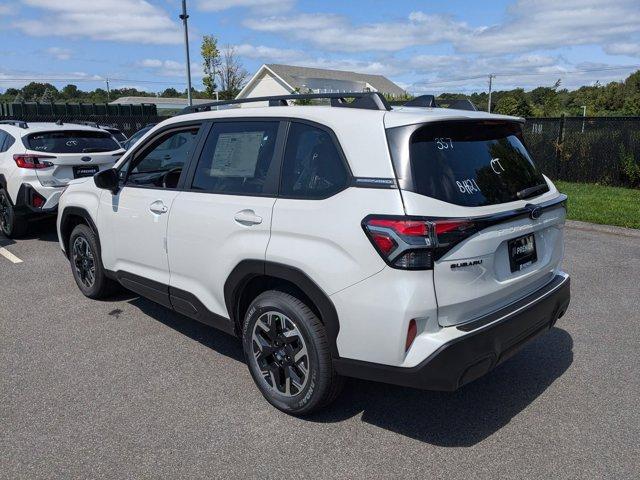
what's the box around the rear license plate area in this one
[73,165,99,178]
[508,233,537,272]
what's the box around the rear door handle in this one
[150,200,168,214]
[234,209,262,226]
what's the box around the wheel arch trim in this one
[224,260,341,358]
[59,206,100,258]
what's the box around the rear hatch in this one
[386,119,566,327]
[23,129,123,186]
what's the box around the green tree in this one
[201,35,221,98]
[22,82,58,102]
[495,95,519,115]
[61,84,81,100]
[161,87,180,98]
[623,93,640,115]
[40,88,55,103]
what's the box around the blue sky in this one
[0,0,639,95]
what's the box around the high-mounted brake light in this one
[13,154,55,169]
[362,216,478,270]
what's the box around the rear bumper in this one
[14,183,60,215]
[334,273,570,391]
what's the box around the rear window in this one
[398,121,548,207]
[26,130,120,154]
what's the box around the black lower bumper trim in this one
[334,273,570,391]
[15,184,57,216]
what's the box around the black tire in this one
[242,290,344,415]
[0,188,28,238]
[68,223,119,299]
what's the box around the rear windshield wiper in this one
[517,183,549,200]
[82,148,111,153]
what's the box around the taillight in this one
[362,216,478,270]
[13,154,55,169]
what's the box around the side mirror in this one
[94,168,120,194]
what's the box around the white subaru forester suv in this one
[0,120,123,237]
[57,93,570,415]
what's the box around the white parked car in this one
[57,93,571,415]
[0,121,123,237]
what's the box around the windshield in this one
[26,130,120,154]
[389,121,548,207]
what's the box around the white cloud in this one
[457,0,640,54]
[45,47,72,60]
[233,43,402,76]
[244,12,469,53]
[234,44,306,64]
[243,0,640,57]
[197,0,294,13]
[136,58,203,77]
[604,42,640,58]
[0,3,16,15]
[13,0,182,44]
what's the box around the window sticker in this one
[211,131,264,177]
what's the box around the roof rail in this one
[0,120,28,129]
[403,95,438,108]
[181,92,391,114]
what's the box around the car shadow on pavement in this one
[24,217,59,242]
[127,296,245,363]
[120,293,573,447]
[309,327,574,447]
[0,217,57,247]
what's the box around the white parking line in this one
[0,247,23,264]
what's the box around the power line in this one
[415,64,640,88]
[0,77,201,86]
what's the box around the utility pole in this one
[487,74,495,113]
[180,0,193,107]
[581,105,587,133]
[105,77,110,101]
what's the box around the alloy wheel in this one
[72,236,96,288]
[251,311,310,397]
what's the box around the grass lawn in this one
[555,181,640,229]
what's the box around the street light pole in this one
[179,0,193,107]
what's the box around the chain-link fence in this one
[525,117,640,188]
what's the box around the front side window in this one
[191,121,279,195]
[126,127,200,189]
[26,130,120,153]
[280,122,348,198]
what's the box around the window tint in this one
[26,130,120,153]
[3,134,15,151]
[0,130,6,152]
[280,122,348,198]
[191,121,279,195]
[404,121,548,207]
[126,127,199,189]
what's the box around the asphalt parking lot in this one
[1,219,639,479]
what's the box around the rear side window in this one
[26,130,120,153]
[395,121,548,207]
[280,122,348,198]
[191,121,279,195]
